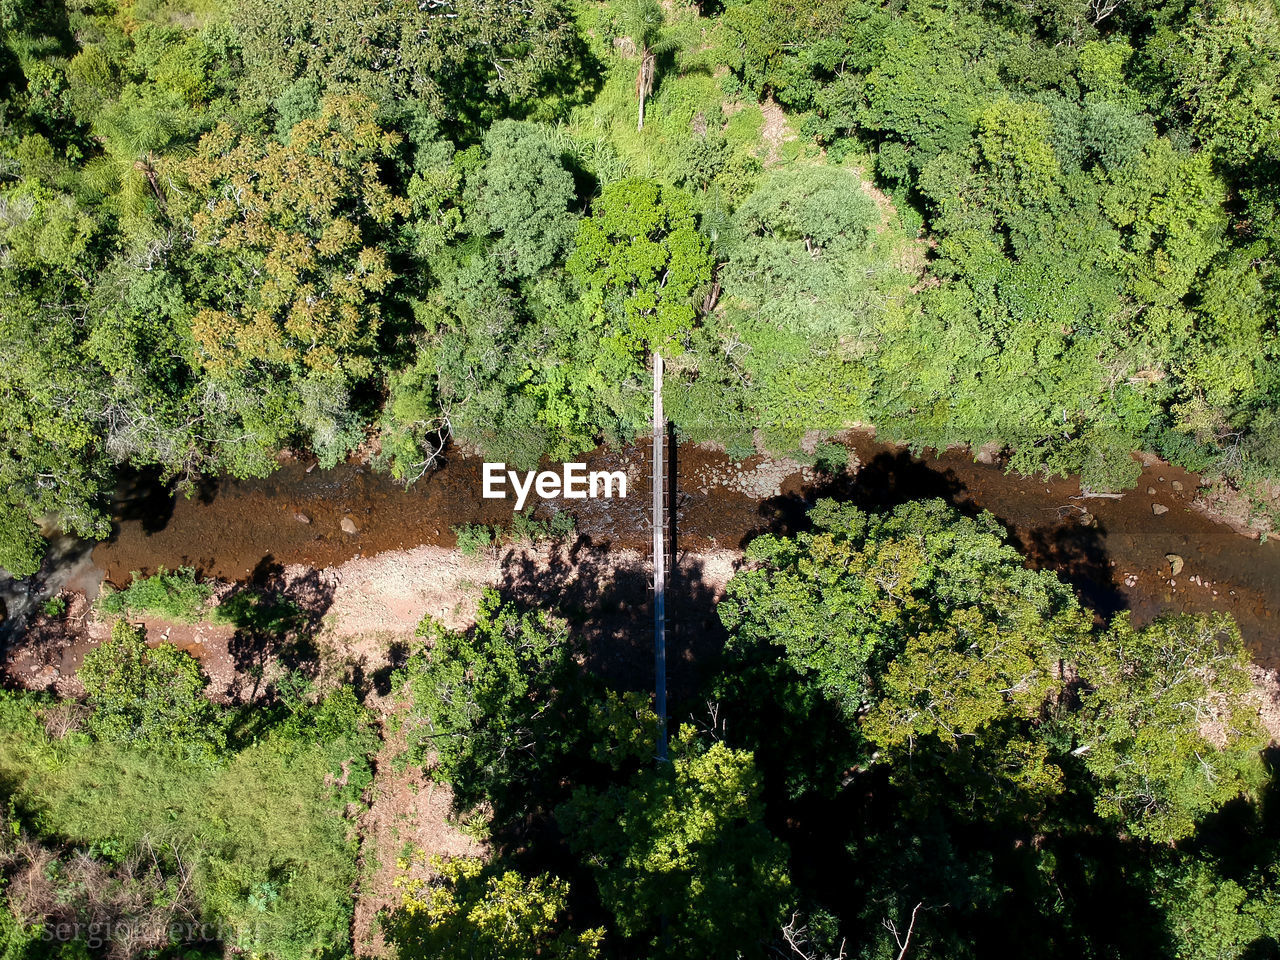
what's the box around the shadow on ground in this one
[495,535,732,709]
[223,555,336,701]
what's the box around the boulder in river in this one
[340,516,359,535]
[1165,553,1185,576]
[1152,503,1169,515]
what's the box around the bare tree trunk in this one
[637,52,655,131]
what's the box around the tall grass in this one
[0,690,376,959]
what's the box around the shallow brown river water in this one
[88,433,1280,666]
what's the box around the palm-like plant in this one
[619,0,675,132]
[84,93,184,234]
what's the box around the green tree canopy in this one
[1071,613,1268,843]
[384,855,603,960]
[231,0,578,124]
[719,498,1082,717]
[181,94,408,380]
[399,589,579,813]
[79,619,224,758]
[567,178,712,360]
[558,726,792,959]
[466,120,579,279]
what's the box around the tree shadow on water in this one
[109,467,176,537]
[746,450,973,547]
[1019,520,1127,620]
[748,449,1126,618]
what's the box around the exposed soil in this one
[353,714,484,957]
[759,95,792,167]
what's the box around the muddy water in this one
[90,435,1280,665]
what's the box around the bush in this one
[0,687,377,960]
[41,595,67,618]
[455,511,576,557]
[210,588,303,635]
[99,566,213,623]
[79,620,225,758]
[453,523,494,557]
[508,507,577,545]
[812,440,851,474]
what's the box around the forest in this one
[2,498,1278,957]
[1,0,1279,955]
[0,0,1278,575]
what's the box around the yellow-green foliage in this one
[385,855,604,959]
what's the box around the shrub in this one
[453,523,494,557]
[41,595,67,618]
[812,440,851,474]
[79,620,225,758]
[99,566,213,623]
[507,507,577,545]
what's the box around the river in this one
[3,433,1277,666]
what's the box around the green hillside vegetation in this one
[2,0,1277,575]
[0,665,376,958]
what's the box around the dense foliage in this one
[2,0,1279,955]
[3,0,1278,574]
[0,669,377,956]
[378,497,1278,960]
[3,498,1278,957]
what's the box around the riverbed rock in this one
[1172,480,1183,492]
[294,511,311,524]
[1147,486,1157,495]
[1152,503,1169,515]
[1079,512,1095,527]
[340,516,359,535]
[1165,553,1185,576]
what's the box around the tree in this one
[862,604,1077,805]
[718,499,1082,718]
[618,0,673,131]
[466,120,579,279]
[1071,613,1268,843]
[558,726,793,959]
[732,166,877,257]
[1154,856,1280,960]
[180,94,408,380]
[0,499,44,578]
[79,619,224,757]
[383,856,603,960]
[398,589,579,812]
[566,179,712,360]
[1173,0,1280,164]
[230,0,578,123]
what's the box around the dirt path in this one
[352,712,485,956]
[760,95,793,167]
